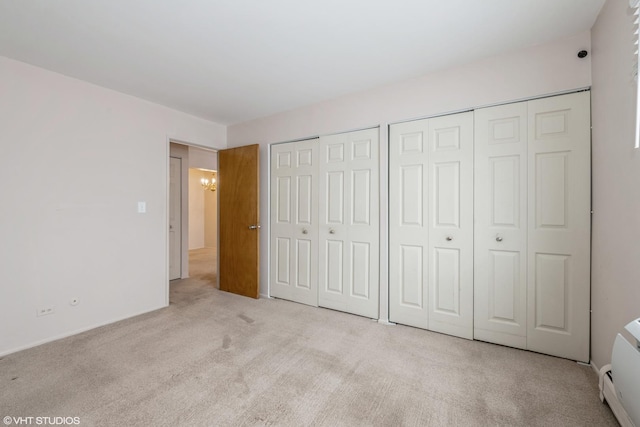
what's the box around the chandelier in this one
[200,173,216,192]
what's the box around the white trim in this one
[165,141,171,306]
[388,87,591,127]
[632,0,640,148]
[266,143,271,299]
[378,124,390,323]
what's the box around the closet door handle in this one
[496,236,503,242]
[329,228,336,234]
[446,236,453,241]
[302,228,308,234]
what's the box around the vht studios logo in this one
[3,417,80,425]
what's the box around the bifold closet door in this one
[526,92,591,362]
[389,119,430,329]
[318,128,379,318]
[389,112,474,339]
[428,113,474,339]
[474,91,591,362]
[270,139,319,307]
[474,102,528,349]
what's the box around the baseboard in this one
[0,304,167,358]
[601,370,635,427]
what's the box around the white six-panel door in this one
[389,112,474,339]
[428,113,474,339]
[526,92,591,362]
[389,119,430,329]
[474,92,591,361]
[474,102,528,348]
[318,128,379,319]
[270,139,319,307]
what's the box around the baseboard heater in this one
[599,318,640,427]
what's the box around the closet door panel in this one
[389,119,430,329]
[344,129,378,317]
[270,139,319,307]
[319,134,349,308]
[318,128,379,318]
[527,91,591,362]
[274,237,291,286]
[271,145,294,297]
[428,112,474,339]
[296,239,312,290]
[474,102,528,348]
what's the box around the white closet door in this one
[318,128,379,318]
[526,92,591,362]
[427,112,474,339]
[389,119,430,329]
[389,112,473,339]
[474,102,528,348]
[270,139,319,306]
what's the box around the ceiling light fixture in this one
[200,174,216,192]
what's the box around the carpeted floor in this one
[0,248,617,426]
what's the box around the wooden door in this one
[427,112,474,339]
[270,139,319,306]
[474,102,528,349]
[318,128,379,318]
[526,92,591,362]
[219,144,260,298]
[169,156,182,280]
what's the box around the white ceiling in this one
[0,0,606,125]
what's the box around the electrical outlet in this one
[37,306,55,317]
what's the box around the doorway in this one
[188,167,218,283]
[168,142,219,291]
[168,141,261,302]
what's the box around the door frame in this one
[166,137,220,305]
[169,155,183,281]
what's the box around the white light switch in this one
[138,201,146,213]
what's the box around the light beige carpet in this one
[0,248,617,426]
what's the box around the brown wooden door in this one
[218,144,260,298]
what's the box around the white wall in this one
[189,146,218,170]
[188,168,206,250]
[590,0,640,369]
[0,56,226,356]
[188,146,218,251]
[205,188,218,249]
[228,32,592,316]
[188,168,217,250]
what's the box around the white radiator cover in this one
[599,318,640,427]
